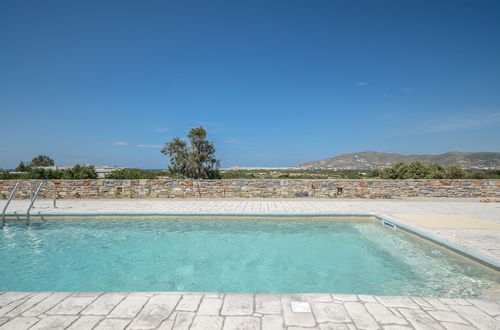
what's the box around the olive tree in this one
[161,127,221,179]
[31,155,55,167]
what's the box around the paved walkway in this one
[1,291,500,330]
[3,199,499,223]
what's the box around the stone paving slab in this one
[0,292,499,329]
[392,214,500,229]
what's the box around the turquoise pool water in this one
[0,216,498,297]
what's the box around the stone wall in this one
[0,179,498,199]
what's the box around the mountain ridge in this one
[297,151,500,170]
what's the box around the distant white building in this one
[223,166,297,171]
[94,166,127,178]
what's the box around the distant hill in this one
[297,151,500,170]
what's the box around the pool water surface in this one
[0,216,498,297]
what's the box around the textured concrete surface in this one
[0,292,499,330]
[2,198,499,222]
[392,214,500,229]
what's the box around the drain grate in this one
[382,220,397,231]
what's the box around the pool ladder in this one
[2,180,57,227]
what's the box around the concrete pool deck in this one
[1,198,500,329]
[1,292,500,330]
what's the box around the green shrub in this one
[444,166,465,179]
[464,169,500,179]
[345,172,361,179]
[105,168,162,179]
[0,169,20,179]
[24,168,63,179]
[221,170,256,179]
[21,165,98,179]
[65,165,98,179]
[15,161,33,172]
[379,161,465,179]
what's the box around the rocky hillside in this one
[297,151,500,170]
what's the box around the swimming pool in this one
[0,216,498,297]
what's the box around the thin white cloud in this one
[153,128,169,132]
[401,87,412,93]
[357,82,368,87]
[197,121,217,126]
[424,113,500,133]
[223,139,243,144]
[378,112,395,120]
[136,144,162,148]
[102,142,162,148]
[389,112,500,136]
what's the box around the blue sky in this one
[1,0,499,168]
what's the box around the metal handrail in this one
[1,180,33,226]
[26,180,57,224]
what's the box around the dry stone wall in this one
[0,179,499,199]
